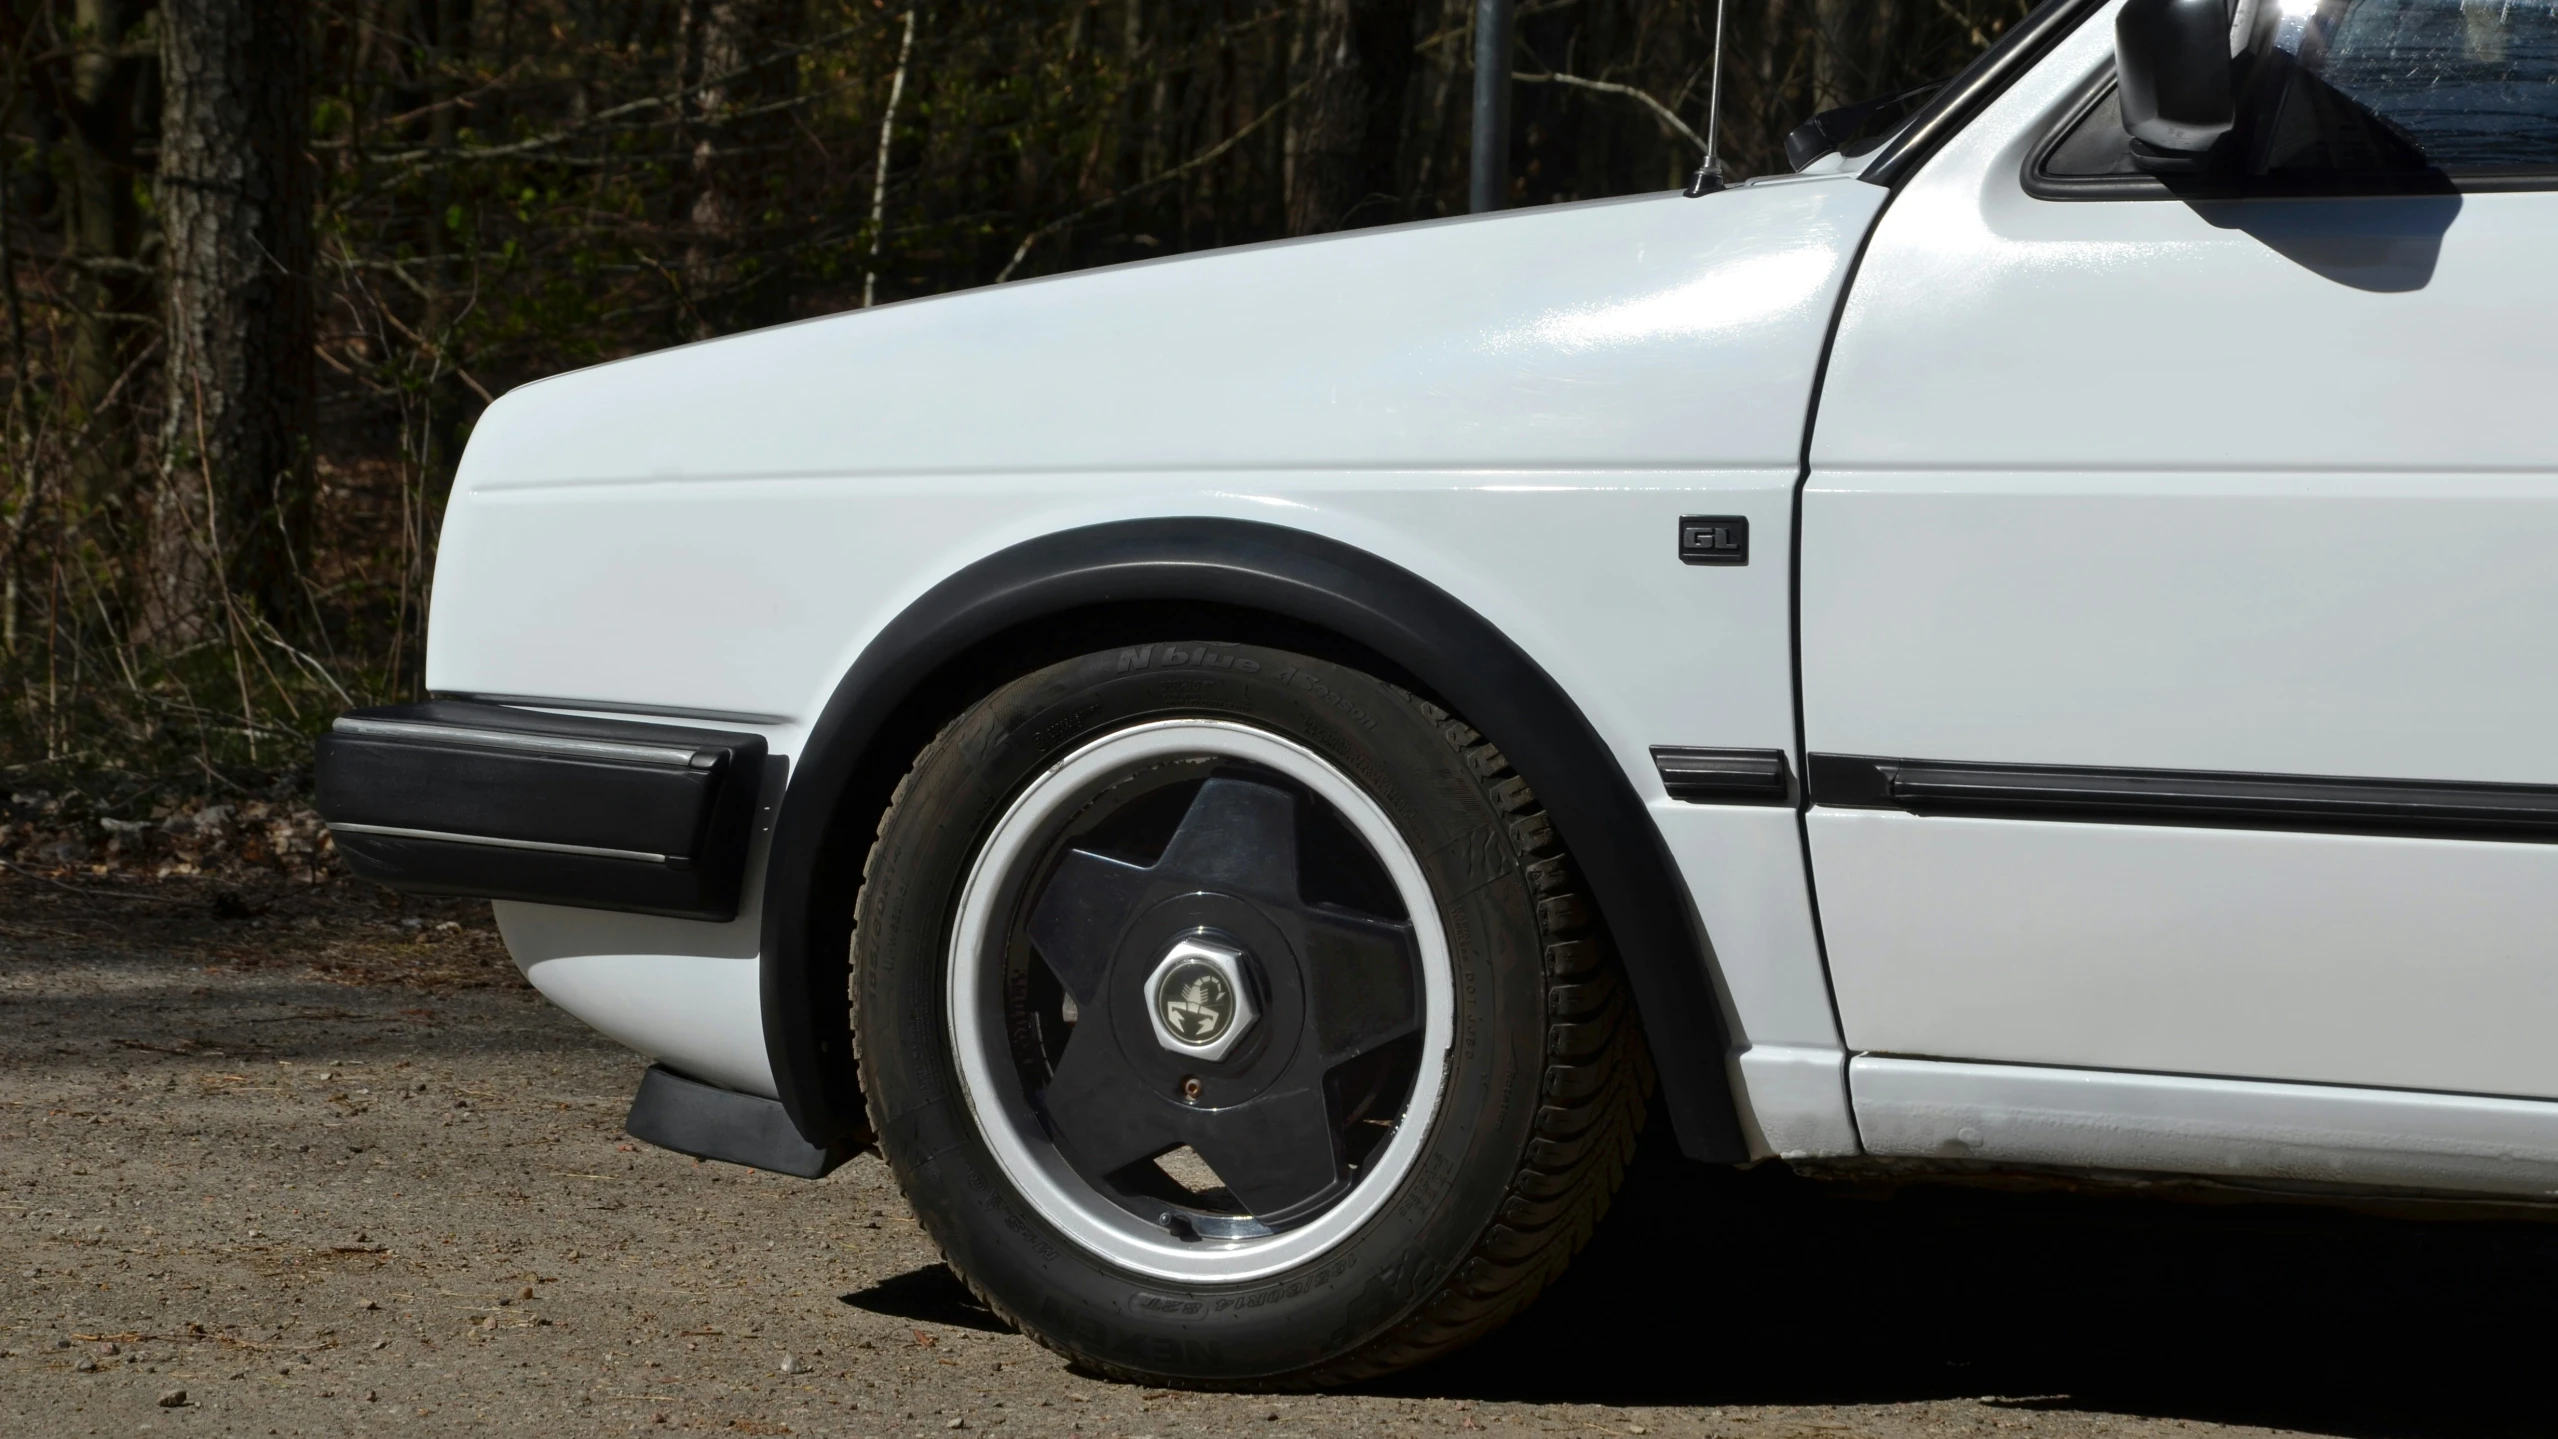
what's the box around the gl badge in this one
[1679,515,1749,566]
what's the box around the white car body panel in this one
[505,932,776,1097]
[431,176,1889,1151]
[1854,1057,2558,1201]
[414,0,2558,1204]
[1804,11,2558,1103]
[1815,812,2558,1099]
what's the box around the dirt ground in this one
[3,871,2552,1439]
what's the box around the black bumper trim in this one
[623,1066,852,1179]
[315,700,768,921]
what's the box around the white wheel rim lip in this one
[944,718,1455,1284]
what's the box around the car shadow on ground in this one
[1385,1114,2558,1436]
[840,1265,1013,1333]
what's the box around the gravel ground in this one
[3,870,2552,1439]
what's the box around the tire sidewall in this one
[855,642,1548,1382]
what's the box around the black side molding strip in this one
[1652,747,1794,805]
[624,1066,852,1179]
[1808,753,2558,843]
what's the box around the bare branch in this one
[999,78,1313,285]
[1514,70,1708,154]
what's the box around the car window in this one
[2294,0,2558,174]
[2034,0,2558,194]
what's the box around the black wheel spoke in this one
[1302,908,1422,1063]
[1026,848,1153,1004]
[1038,1032,1184,1179]
[1151,777,1300,903]
[1011,760,1417,1232]
[1193,1087,1344,1218]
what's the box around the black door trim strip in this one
[1653,747,1795,805]
[1807,753,2558,843]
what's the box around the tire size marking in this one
[1271,667,1381,732]
[1205,1252,1360,1313]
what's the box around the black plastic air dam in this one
[624,1065,851,1178]
[315,700,767,922]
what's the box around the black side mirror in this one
[2116,0,2238,158]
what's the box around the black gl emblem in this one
[1679,516,1749,566]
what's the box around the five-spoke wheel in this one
[854,643,1649,1386]
[948,719,1451,1273]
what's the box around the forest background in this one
[0,0,2033,830]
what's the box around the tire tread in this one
[858,667,1652,1391]
[1288,688,1651,1387]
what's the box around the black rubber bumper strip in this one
[1808,753,2558,843]
[315,700,769,921]
[624,1066,851,1179]
[1652,747,1795,804]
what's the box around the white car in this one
[314,0,2558,1387]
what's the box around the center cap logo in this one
[1157,962,1234,1044]
[1142,935,1258,1063]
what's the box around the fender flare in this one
[758,517,1749,1164]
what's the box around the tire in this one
[851,640,1650,1387]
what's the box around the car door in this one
[1801,0,2558,1104]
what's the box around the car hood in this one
[455,174,1886,491]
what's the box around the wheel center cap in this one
[1144,934,1257,1063]
[1158,963,1233,1043]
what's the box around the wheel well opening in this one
[804,601,1452,1134]
[842,598,1444,879]
[771,547,1742,1167]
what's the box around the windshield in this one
[1785,0,2096,171]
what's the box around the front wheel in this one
[852,642,1648,1386]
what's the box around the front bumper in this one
[314,700,768,922]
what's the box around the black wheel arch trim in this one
[757,517,1751,1165]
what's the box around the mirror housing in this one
[2116,0,2238,156]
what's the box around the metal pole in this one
[1469,0,1514,213]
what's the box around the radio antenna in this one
[1685,0,1731,196]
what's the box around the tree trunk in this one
[1812,0,1889,111]
[1289,0,1412,233]
[414,0,472,339]
[153,0,316,642]
[1288,0,1411,234]
[1351,0,1416,219]
[1287,0,1362,234]
[684,0,801,339]
[414,0,474,485]
[59,0,154,513]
